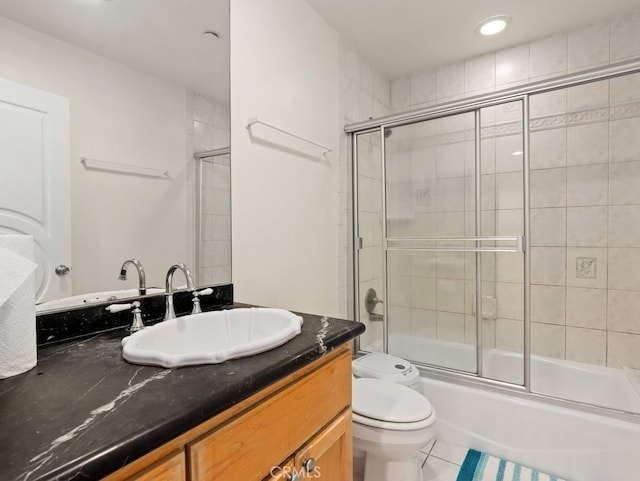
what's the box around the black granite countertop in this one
[0,302,364,481]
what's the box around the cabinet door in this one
[294,410,353,481]
[188,351,351,481]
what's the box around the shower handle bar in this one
[385,235,525,253]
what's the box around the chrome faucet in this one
[119,258,147,295]
[164,263,195,320]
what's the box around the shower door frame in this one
[349,58,640,398]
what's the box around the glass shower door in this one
[381,102,525,381]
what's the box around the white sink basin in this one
[121,307,304,368]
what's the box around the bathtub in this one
[365,335,640,480]
[424,375,640,481]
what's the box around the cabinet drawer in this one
[124,450,185,481]
[188,349,351,481]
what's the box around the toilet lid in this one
[352,378,433,423]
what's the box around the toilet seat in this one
[352,378,434,431]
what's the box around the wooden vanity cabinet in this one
[103,344,352,481]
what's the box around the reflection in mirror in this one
[0,0,231,312]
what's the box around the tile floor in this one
[353,438,469,481]
[420,438,468,481]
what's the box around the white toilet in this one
[352,353,436,481]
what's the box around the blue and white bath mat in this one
[456,449,567,481]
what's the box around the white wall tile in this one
[411,308,438,338]
[610,118,640,164]
[495,134,524,173]
[567,122,609,166]
[609,206,640,247]
[496,282,524,320]
[530,90,567,118]
[608,331,640,369]
[610,10,640,62]
[608,289,640,334]
[194,94,215,124]
[390,77,411,111]
[496,172,524,209]
[496,252,524,283]
[530,168,566,208]
[436,62,465,101]
[568,80,610,112]
[532,322,565,359]
[610,161,640,205]
[608,248,640,290]
[436,252,466,280]
[436,177,466,212]
[411,69,437,106]
[437,311,465,342]
[531,285,565,325]
[530,128,566,170]
[610,72,640,104]
[566,164,608,206]
[465,53,496,94]
[568,21,610,72]
[531,247,566,286]
[566,327,606,365]
[412,276,437,310]
[566,247,607,288]
[495,318,524,353]
[436,212,465,237]
[530,34,568,79]
[531,208,567,246]
[496,44,530,87]
[389,305,412,335]
[496,209,523,236]
[566,287,607,329]
[566,206,607,247]
[437,279,465,313]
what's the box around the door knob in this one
[55,264,71,276]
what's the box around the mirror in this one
[0,0,231,312]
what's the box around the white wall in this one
[231,0,340,317]
[0,17,189,296]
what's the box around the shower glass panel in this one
[355,100,525,382]
[354,131,384,351]
[479,102,525,385]
[384,112,478,373]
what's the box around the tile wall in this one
[186,93,231,286]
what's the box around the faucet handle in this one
[191,288,213,315]
[106,301,145,333]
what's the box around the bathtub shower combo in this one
[348,60,640,481]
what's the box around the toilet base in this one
[363,454,423,481]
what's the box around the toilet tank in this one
[352,352,423,393]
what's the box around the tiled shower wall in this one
[527,74,640,369]
[340,9,640,368]
[186,93,231,286]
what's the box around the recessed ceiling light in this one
[475,15,512,36]
[203,31,220,39]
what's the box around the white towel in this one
[0,235,38,378]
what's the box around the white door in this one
[0,77,71,302]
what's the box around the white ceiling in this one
[0,0,229,104]
[305,0,640,80]
[2,1,638,105]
